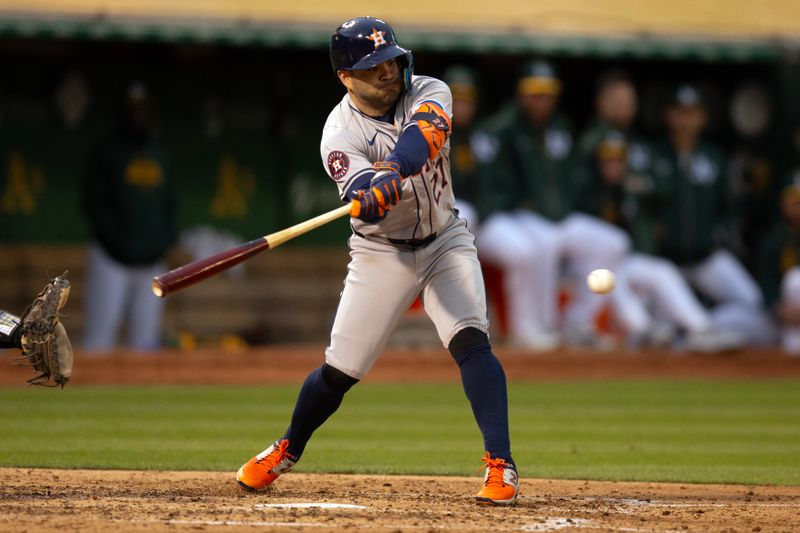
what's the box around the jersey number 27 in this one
[426,157,448,205]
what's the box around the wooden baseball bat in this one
[152,203,354,298]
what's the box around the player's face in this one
[519,93,558,127]
[452,97,477,128]
[666,105,707,140]
[781,194,800,227]
[339,58,403,116]
[597,156,627,185]
[598,82,637,130]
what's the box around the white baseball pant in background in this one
[780,266,800,354]
[82,243,166,351]
[558,213,630,333]
[476,210,628,346]
[682,249,775,346]
[611,253,712,337]
[476,211,559,346]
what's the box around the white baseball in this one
[587,268,615,294]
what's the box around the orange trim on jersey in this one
[412,101,452,160]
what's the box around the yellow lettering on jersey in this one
[0,150,45,215]
[210,155,256,219]
[125,158,164,188]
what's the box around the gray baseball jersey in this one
[319,75,489,379]
[321,75,455,241]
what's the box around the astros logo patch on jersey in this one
[367,29,387,48]
[327,151,350,180]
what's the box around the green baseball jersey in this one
[449,126,479,204]
[649,139,735,265]
[575,119,653,175]
[473,103,575,221]
[83,132,177,266]
[729,146,782,264]
[572,165,664,254]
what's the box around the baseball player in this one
[575,69,652,177]
[728,81,779,269]
[651,84,770,346]
[444,65,482,231]
[475,60,629,349]
[81,82,177,351]
[757,181,800,353]
[574,131,744,351]
[236,17,518,505]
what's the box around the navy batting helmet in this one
[330,17,413,89]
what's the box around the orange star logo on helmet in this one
[367,28,387,49]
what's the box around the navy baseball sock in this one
[452,338,513,467]
[283,364,357,459]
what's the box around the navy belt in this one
[387,232,437,251]
[353,230,437,251]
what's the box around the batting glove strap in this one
[372,160,401,174]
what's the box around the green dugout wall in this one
[0,43,350,244]
[0,13,797,245]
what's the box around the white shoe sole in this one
[476,493,517,505]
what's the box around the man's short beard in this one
[362,84,401,114]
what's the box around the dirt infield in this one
[3,347,799,532]
[1,468,799,533]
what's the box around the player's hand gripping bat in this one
[152,202,356,298]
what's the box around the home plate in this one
[255,503,367,510]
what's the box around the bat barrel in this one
[152,203,353,298]
[152,237,270,298]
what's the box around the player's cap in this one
[443,65,478,102]
[596,130,628,160]
[517,60,561,96]
[330,17,412,72]
[670,84,703,108]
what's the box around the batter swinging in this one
[235,16,518,505]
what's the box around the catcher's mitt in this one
[16,272,74,387]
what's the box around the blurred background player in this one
[727,81,780,270]
[576,69,652,177]
[81,82,178,351]
[757,181,800,354]
[476,60,628,349]
[650,83,772,346]
[445,65,482,232]
[574,130,744,351]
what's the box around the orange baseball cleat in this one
[476,452,519,505]
[236,439,297,491]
